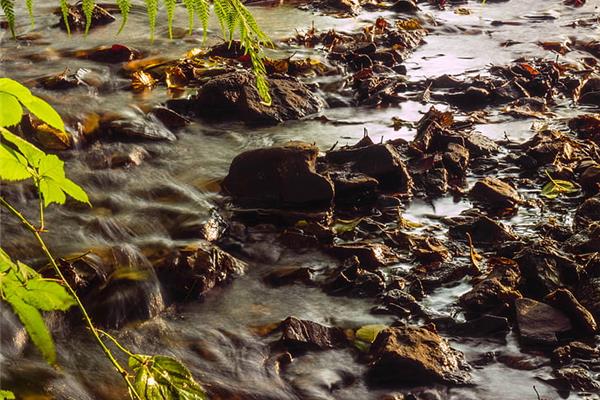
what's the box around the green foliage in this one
[144,0,159,41]
[116,0,131,34]
[0,78,64,131]
[164,0,176,39]
[0,78,90,206]
[0,248,76,364]
[129,355,207,400]
[354,324,387,352]
[0,390,15,399]
[82,0,94,34]
[541,171,579,199]
[0,0,15,37]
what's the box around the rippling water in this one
[1,0,599,399]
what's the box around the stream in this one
[1,0,599,399]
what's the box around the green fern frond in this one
[194,0,209,41]
[59,0,70,34]
[115,0,130,34]
[0,0,16,38]
[82,0,94,34]
[164,0,176,39]
[182,0,195,34]
[144,0,159,42]
[25,0,34,27]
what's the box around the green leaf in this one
[20,96,65,132]
[353,324,387,353]
[355,324,387,343]
[20,279,76,312]
[5,293,56,364]
[37,154,90,206]
[541,172,579,199]
[332,218,363,234]
[0,128,46,166]
[0,390,16,400]
[0,78,33,104]
[129,355,207,400]
[0,0,16,37]
[0,93,23,128]
[0,143,32,181]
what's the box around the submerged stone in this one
[278,316,348,351]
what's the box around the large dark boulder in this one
[191,71,323,125]
[222,141,335,208]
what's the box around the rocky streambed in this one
[1,0,599,399]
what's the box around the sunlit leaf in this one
[20,279,76,312]
[21,96,65,132]
[0,93,23,127]
[0,143,31,181]
[355,324,387,343]
[0,128,46,166]
[129,354,208,400]
[541,172,579,199]
[0,389,16,400]
[5,294,56,364]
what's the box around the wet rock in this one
[451,315,510,337]
[389,232,450,263]
[263,266,315,287]
[448,214,518,245]
[443,143,469,176]
[86,145,149,169]
[57,3,115,31]
[367,326,471,385]
[413,262,472,291]
[574,196,600,230]
[377,289,421,317]
[568,113,600,141]
[56,248,164,328]
[552,341,600,365]
[21,114,72,150]
[154,241,247,302]
[577,278,600,320]
[578,76,600,105]
[102,114,177,142]
[327,169,379,202]
[564,222,600,254]
[545,289,597,335]
[446,86,492,108]
[552,367,600,392]
[326,143,413,193]
[390,0,419,13]
[78,44,142,63]
[278,316,348,351]
[470,177,522,209]
[191,71,323,125]
[170,210,228,241]
[39,68,93,90]
[515,298,572,345]
[324,256,386,297]
[222,141,334,208]
[327,242,399,269]
[579,164,600,194]
[149,106,190,130]
[460,257,522,313]
[514,239,580,297]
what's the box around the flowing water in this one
[1,1,599,399]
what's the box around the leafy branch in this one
[0,78,206,400]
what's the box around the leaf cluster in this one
[129,355,208,400]
[0,248,76,364]
[0,78,90,207]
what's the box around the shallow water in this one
[1,0,599,399]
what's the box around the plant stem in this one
[0,196,142,400]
